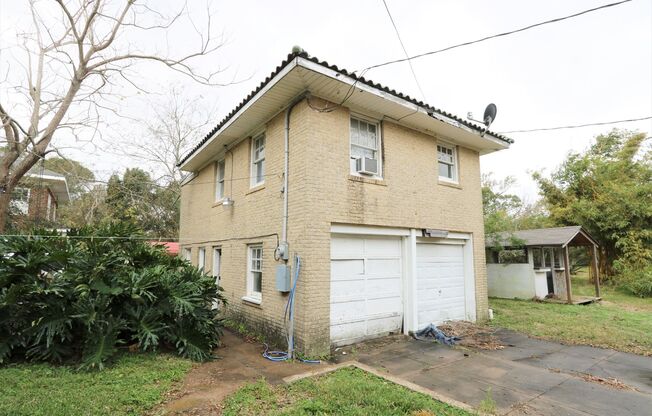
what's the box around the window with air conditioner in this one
[437,143,458,183]
[350,117,381,177]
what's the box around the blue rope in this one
[262,255,320,364]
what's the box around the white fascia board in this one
[297,57,509,148]
[26,173,66,182]
[180,172,197,187]
[180,58,300,171]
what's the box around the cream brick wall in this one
[180,98,489,356]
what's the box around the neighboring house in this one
[486,226,601,303]
[11,168,70,224]
[178,50,512,356]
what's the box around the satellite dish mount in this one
[467,103,497,137]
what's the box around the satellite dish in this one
[483,103,497,128]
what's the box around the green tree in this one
[533,130,652,284]
[482,174,551,247]
[105,168,179,238]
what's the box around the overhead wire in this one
[499,116,652,134]
[380,0,427,102]
[363,0,634,72]
[325,0,635,115]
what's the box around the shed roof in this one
[179,50,512,171]
[487,226,599,248]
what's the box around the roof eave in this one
[180,52,512,172]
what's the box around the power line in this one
[380,0,427,101]
[364,0,633,71]
[499,116,652,134]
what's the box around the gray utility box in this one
[276,264,292,292]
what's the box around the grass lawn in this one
[490,270,652,356]
[222,367,473,416]
[0,353,193,416]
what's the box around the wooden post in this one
[592,244,601,298]
[563,245,573,304]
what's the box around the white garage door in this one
[416,242,466,329]
[330,235,403,345]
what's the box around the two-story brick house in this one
[178,50,512,356]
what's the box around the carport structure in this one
[487,226,601,304]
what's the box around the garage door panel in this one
[416,243,467,329]
[365,278,401,296]
[331,237,364,259]
[364,238,401,256]
[331,259,364,278]
[367,296,402,315]
[366,258,401,275]
[330,279,366,299]
[330,321,366,343]
[367,315,403,335]
[330,300,365,323]
[330,235,403,345]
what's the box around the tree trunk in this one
[0,191,12,233]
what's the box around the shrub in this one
[0,223,225,369]
[618,264,652,298]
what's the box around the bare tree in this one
[124,86,214,185]
[0,0,226,232]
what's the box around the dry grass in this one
[439,321,505,350]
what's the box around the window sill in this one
[348,174,387,186]
[246,184,265,195]
[241,295,262,306]
[438,179,461,189]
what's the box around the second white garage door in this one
[416,242,466,329]
[330,235,403,346]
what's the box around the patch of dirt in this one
[508,401,536,415]
[548,368,639,392]
[438,321,505,350]
[153,330,318,415]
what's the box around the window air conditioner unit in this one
[355,157,378,175]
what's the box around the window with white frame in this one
[182,247,191,261]
[198,247,206,271]
[250,135,265,186]
[350,117,381,176]
[246,245,263,301]
[215,159,225,201]
[437,143,457,182]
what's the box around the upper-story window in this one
[215,159,225,201]
[437,143,458,182]
[251,134,265,187]
[350,117,382,177]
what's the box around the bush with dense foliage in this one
[0,224,224,369]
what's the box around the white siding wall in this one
[487,264,536,299]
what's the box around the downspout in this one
[279,93,306,259]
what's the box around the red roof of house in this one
[149,241,180,255]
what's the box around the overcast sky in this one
[1,0,651,200]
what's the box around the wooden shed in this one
[486,226,601,304]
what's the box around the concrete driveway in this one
[334,329,652,415]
